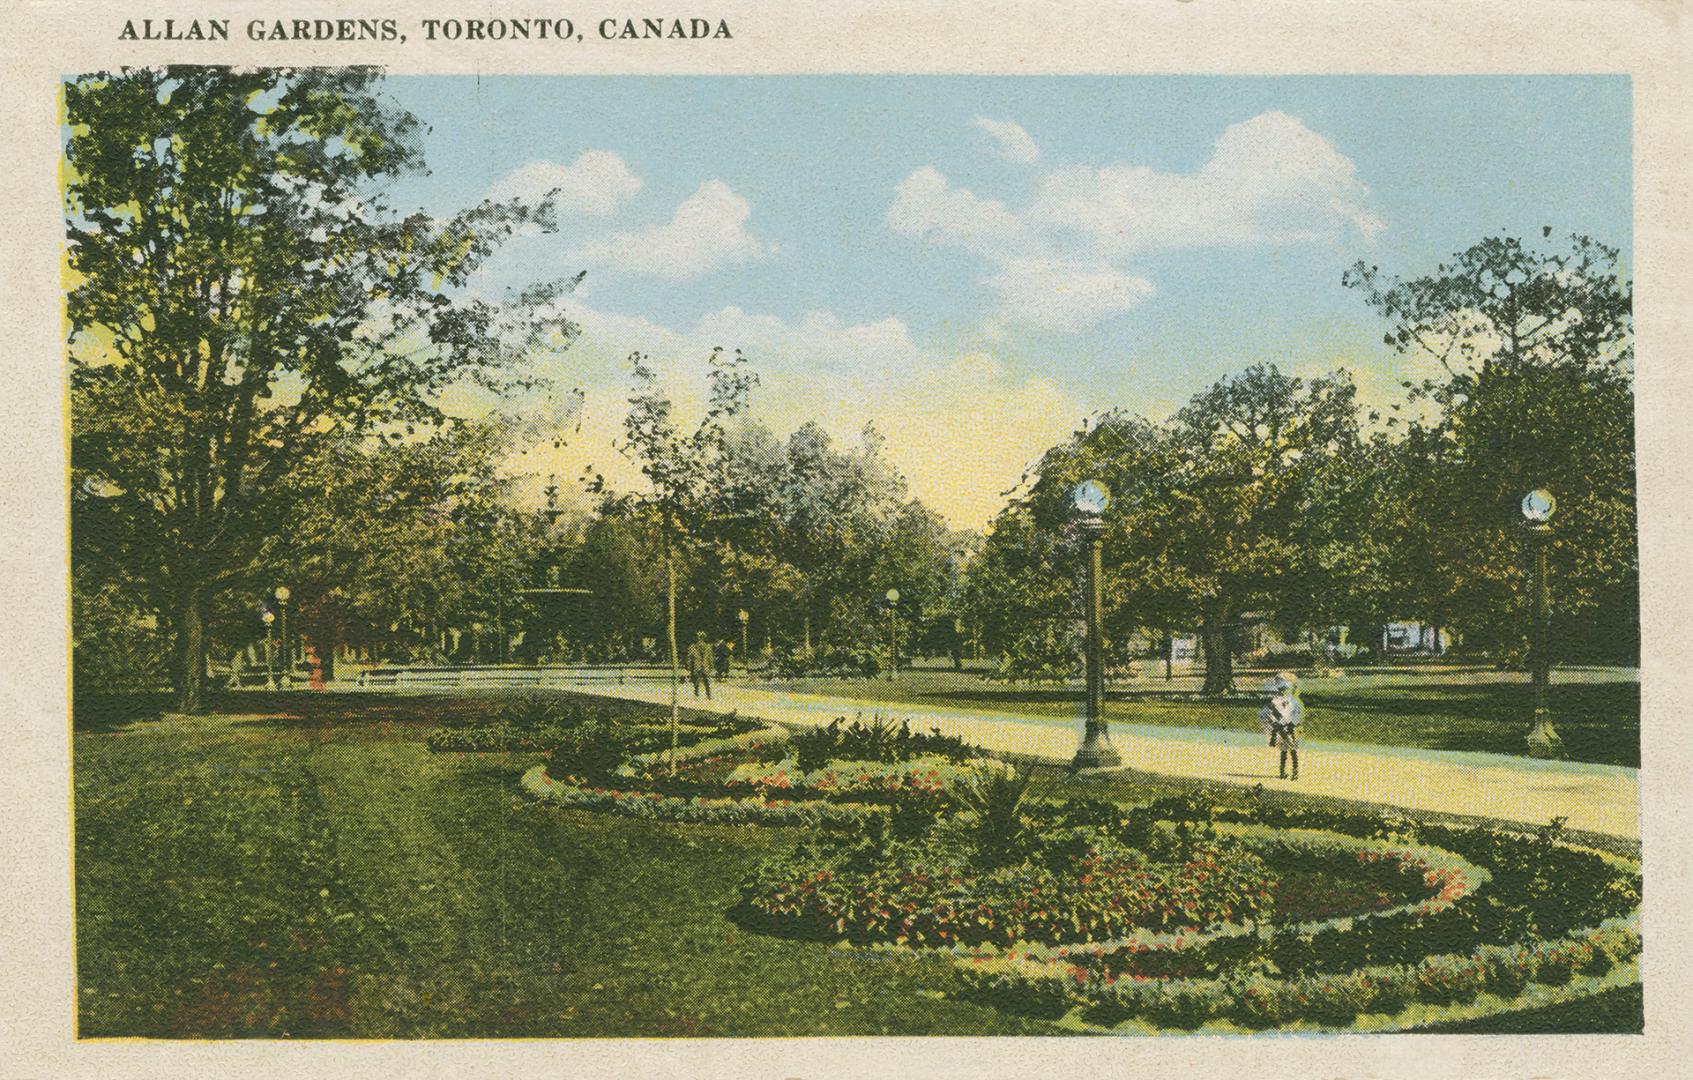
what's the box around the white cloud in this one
[886,171,1153,330]
[577,180,777,278]
[974,116,1040,164]
[1030,111,1385,253]
[886,166,1026,262]
[984,259,1156,332]
[888,110,1384,332]
[485,150,643,216]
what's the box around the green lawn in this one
[762,665,1641,768]
[74,692,1058,1038]
[72,690,1640,1038]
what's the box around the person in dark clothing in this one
[685,631,715,699]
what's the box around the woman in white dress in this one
[1259,672,1304,780]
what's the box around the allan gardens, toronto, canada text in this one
[116,16,735,42]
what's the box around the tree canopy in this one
[66,66,574,708]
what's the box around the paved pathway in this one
[553,676,1640,840]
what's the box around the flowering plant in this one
[724,755,1002,804]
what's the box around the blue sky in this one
[380,75,1631,528]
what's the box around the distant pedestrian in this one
[1259,672,1303,780]
[686,631,714,699]
[716,639,733,680]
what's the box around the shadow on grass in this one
[71,688,716,736]
[1409,984,1642,1034]
[70,691,178,733]
[725,902,841,946]
[955,984,1076,1023]
[1300,682,1640,767]
[894,678,1640,768]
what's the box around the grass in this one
[72,690,1640,1038]
[762,664,1641,767]
[74,692,1055,1038]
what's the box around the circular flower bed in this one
[941,806,1640,1033]
[516,720,1641,1033]
[739,824,1282,948]
[959,913,1639,1033]
[521,764,882,828]
[522,722,1012,827]
[736,820,1484,957]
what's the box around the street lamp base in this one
[1071,736,1123,771]
[1526,711,1563,759]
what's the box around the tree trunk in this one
[664,533,681,775]
[1200,603,1234,696]
[174,584,207,714]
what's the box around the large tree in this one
[1132,366,1367,692]
[66,67,574,710]
[973,367,1366,692]
[269,421,544,669]
[1345,232,1636,660]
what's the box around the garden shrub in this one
[431,719,742,756]
[1362,965,1418,1016]
[708,711,763,737]
[790,717,972,771]
[1476,943,1537,997]
[1296,971,1373,1026]
[958,960,1075,1020]
[1531,938,1591,986]
[955,765,1036,868]
[1179,812,1638,980]
[1228,973,1296,1029]
[1139,980,1214,1030]
[766,646,882,680]
[1037,797,1156,851]
[1588,923,1639,969]
[493,692,576,730]
[627,726,787,768]
[1413,954,1489,1005]
[546,718,633,783]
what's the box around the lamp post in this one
[1071,480,1122,770]
[262,609,277,690]
[1521,489,1563,758]
[738,609,750,670]
[273,586,291,689]
[885,588,900,679]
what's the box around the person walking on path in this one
[686,631,715,700]
[1259,672,1304,780]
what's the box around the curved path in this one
[551,676,1640,840]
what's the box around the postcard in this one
[3,2,1691,1077]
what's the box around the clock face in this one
[1072,480,1110,515]
[1522,489,1556,522]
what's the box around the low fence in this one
[354,664,677,690]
